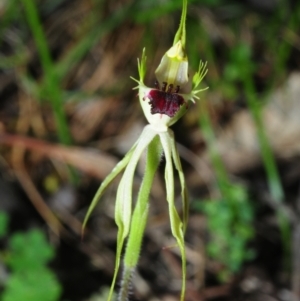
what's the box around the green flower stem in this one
[118,266,134,301]
[108,125,157,301]
[160,130,186,301]
[173,0,187,48]
[124,136,161,267]
[119,137,162,301]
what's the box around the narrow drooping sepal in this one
[108,125,157,301]
[115,126,157,238]
[168,129,189,234]
[119,137,162,301]
[82,141,139,233]
[159,131,186,301]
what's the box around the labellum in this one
[147,82,186,117]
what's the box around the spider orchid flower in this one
[83,1,207,300]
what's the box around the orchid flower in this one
[83,1,207,300]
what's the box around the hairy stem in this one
[118,267,135,301]
[119,136,161,300]
[123,136,161,267]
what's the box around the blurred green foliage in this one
[194,184,255,281]
[197,95,255,280]
[0,212,61,301]
[190,0,300,275]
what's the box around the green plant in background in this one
[224,41,291,260]
[203,186,254,279]
[83,0,207,300]
[189,2,297,272]
[0,211,62,301]
[18,0,136,184]
[194,185,254,281]
[196,95,255,281]
[239,44,290,255]
[21,0,72,146]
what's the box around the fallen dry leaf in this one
[0,134,117,180]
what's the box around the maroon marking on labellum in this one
[148,83,185,117]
